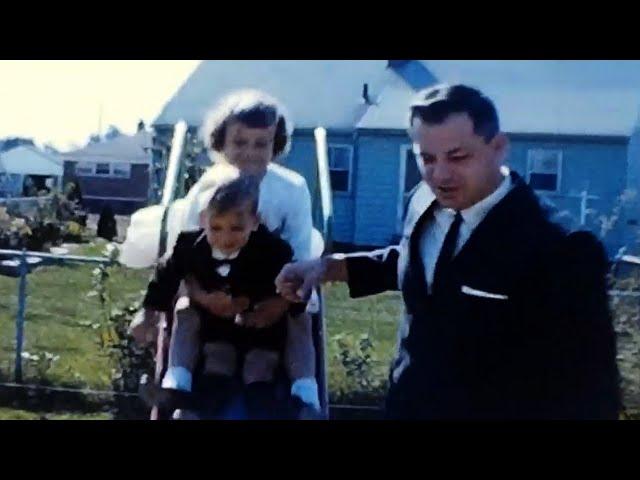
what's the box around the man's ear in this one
[491,133,509,163]
[199,210,208,229]
[252,213,261,232]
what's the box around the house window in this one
[111,162,131,179]
[95,163,111,176]
[75,161,95,176]
[527,149,562,192]
[328,145,353,194]
[396,145,425,233]
[74,161,131,179]
[400,145,422,208]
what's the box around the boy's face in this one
[220,120,277,178]
[203,201,259,256]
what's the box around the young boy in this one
[134,164,305,418]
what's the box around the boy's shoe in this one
[289,395,323,420]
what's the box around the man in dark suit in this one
[276,84,620,420]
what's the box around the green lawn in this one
[0,407,111,420]
[0,242,402,418]
[0,241,152,390]
[3,240,636,419]
[322,283,400,402]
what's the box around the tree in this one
[104,125,122,141]
[0,137,35,152]
[43,143,60,155]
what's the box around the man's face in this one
[203,201,259,256]
[219,120,277,178]
[409,113,508,211]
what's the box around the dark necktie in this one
[432,211,463,294]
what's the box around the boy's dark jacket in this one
[143,225,297,314]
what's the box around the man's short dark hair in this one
[409,84,500,143]
[201,90,291,158]
[207,174,261,217]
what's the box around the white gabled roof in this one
[358,60,640,137]
[153,60,640,137]
[153,60,392,129]
[63,131,152,164]
[356,72,415,130]
[0,145,63,176]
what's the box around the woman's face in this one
[219,120,277,178]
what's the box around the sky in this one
[0,60,201,152]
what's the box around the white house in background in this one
[0,145,63,197]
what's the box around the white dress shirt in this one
[419,174,513,293]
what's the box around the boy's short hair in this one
[199,89,293,158]
[409,84,500,143]
[196,163,260,217]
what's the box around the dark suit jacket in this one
[345,172,620,419]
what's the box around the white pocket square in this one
[216,264,231,277]
[461,285,509,300]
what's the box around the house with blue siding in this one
[151,60,640,257]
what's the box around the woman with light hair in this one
[182,89,311,263]
[133,89,321,418]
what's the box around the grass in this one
[0,241,402,418]
[1,238,637,419]
[323,283,400,403]
[0,407,111,420]
[0,240,152,390]
[0,255,400,392]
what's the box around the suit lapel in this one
[452,172,541,271]
[402,199,438,313]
